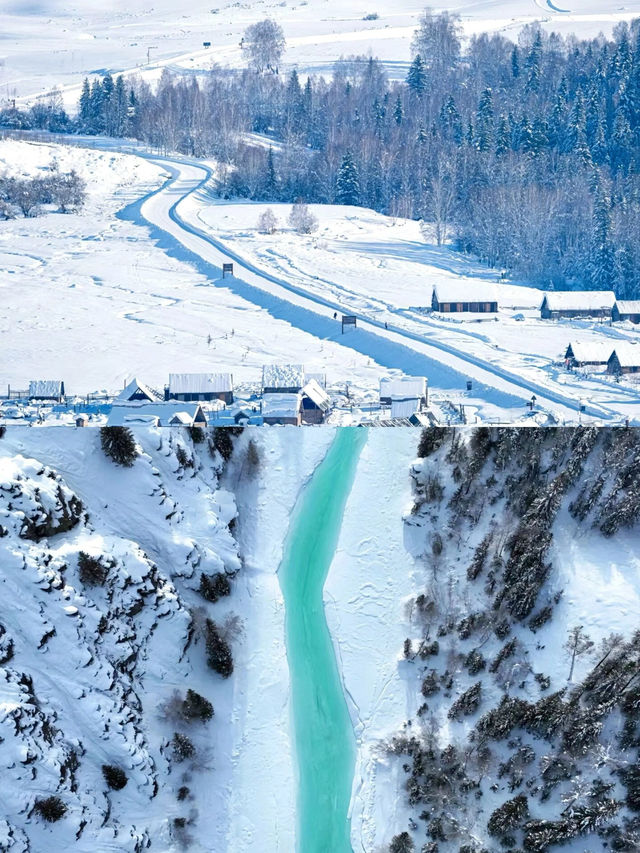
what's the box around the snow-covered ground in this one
[3,0,640,108]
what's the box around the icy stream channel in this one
[278,427,367,853]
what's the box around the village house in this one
[540,291,615,320]
[607,345,640,377]
[431,284,498,314]
[380,376,428,408]
[262,364,305,394]
[262,393,302,425]
[107,402,208,427]
[166,373,234,404]
[612,300,640,324]
[116,378,161,403]
[300,379,331,424]
[564,342,613,369]
[29,380,65,402]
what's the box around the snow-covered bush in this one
[102,764,128,790]
[288,202,318,234]
[388,831,414,852]
[171,732,196,763]
[487,794,529,837]
[205,619,233,678]
[181,689,214,723]
[448,682,482,720]
[78,551,111,586]
[33,796,66,822]
[199,571,231,603]
[257,207,279,234]
[100,426,138,467]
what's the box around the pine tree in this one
[589,180,616,289]
[336,150,361,205]
[476,87,494,152]
[406,55,427,96]
[511,45,520,79]
[393,94,404,125]
[495,114,510,156]
[525,30,543,93]
[261,146,278,199]
[78,78,92,130]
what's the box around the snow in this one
[3,0,640,111]
[432,280,499,304]
[301,378,331,411]
[565,340,613,364]
[541,290,617,311]
[261,392,301,418]
[262,363,305,391]
[380,375,427,400]
[115,377,160,402]
[615,300,640,315]
[168,372,233,395]
[611,342,640,368]
[106,401,208,426]
[28,380,64,398]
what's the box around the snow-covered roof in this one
[169,373,233,394]
[262,393,301,418]
[541,291,616,310]
[107,402,207,427]
[433,283,499,304]
[262,364,304,390]
[615,300,640,314]
[391,398,420,419]
[29,380,64,398]
[116,378,160,402]
[610,344,640,367]
[301,379,331,411]
[565,342,613,364]
[380,376,427,399]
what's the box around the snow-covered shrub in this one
[464,649,486,675]
[100,426,138,467]
[199,571,231,603]
[189,426,205,443]
[33,796,66,822]
[417,428,447,458]
[181,689,214,723]
[19,483,83,541]
[488,794,529,837]
[212,427,235,462]
[448,682,482,720]
[288,201,318,234]
[205,619,233,678]
[171,732,196,763]
[257,207,279,234]
[421,670,440,697]
[388,831,414,852]
[175,444,193,469]
[0,625,14,664]
[102,764,128,790]
[78,551,111,586]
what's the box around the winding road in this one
[3,128,638,423]
[117,148,638,424]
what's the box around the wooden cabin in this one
[107,402,208,427]
[261,393,302,425]
[612,301,640,324]
[117,378,160,403]
[540,291,615,320]
[29,380,65,402]
[431,284,498,314]
[300,379,331,424]
[380,376,428,408]
[262,364,305,394]
[167,373,233,404]
[607,346,640,377]
[564,342,612,369]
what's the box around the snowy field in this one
[2,0,640,107]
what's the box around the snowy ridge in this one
[0,428,241,852]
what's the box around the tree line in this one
[4,12,640,295]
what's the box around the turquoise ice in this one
[278,427,368,853]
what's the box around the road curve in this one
[125,153,629,423]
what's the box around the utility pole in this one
[147,46,158,64]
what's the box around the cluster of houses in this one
[565,341,640,377]
[8,367,431,427]
[431,283,640,324]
